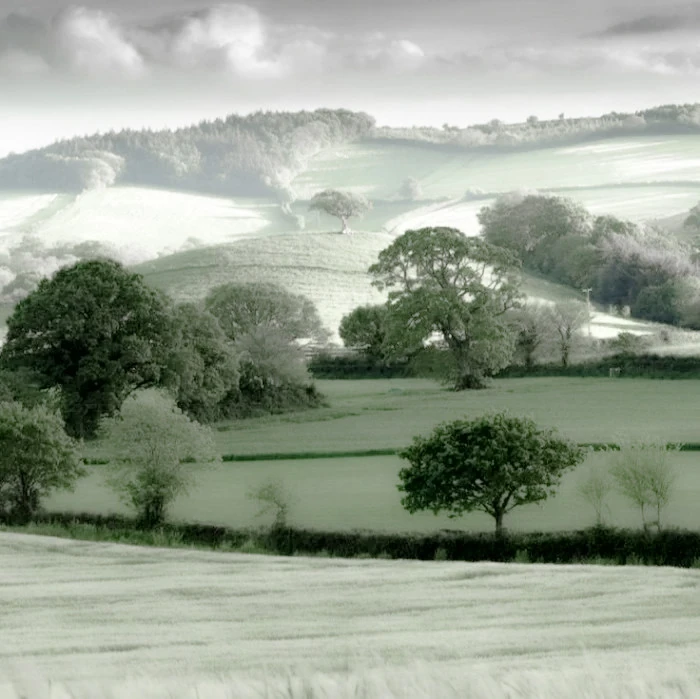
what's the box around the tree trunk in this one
[340,216,351,235]
[494,510,505,537]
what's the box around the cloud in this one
[0,3,428,81]
[593,14,695,37]
[51,6,146,77]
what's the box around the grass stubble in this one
[1,531,700,698]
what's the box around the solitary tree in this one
[369,227,523,389]
[0,401,85,524]
[398,412,585,536]
[308,189,372,234]
[577,464,612,527]
[101,389,220,528]
[545,301,587,367]
[0,259,173,439]
[398,177,423,201]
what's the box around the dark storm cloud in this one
[592,9,700,37]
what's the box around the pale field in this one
[1,531,700,699]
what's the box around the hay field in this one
[1,531,700,698]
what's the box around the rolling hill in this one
[2,125,700,346]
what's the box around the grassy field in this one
[1,531,700,698]
[43,378,700,534]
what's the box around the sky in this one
[1,0,700,157]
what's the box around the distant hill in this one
[3,102,700,201]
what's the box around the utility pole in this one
[582,288,592,338]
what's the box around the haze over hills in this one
[1,104,700,346]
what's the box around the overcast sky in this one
[2,0,700,157]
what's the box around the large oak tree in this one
[0,259,173,439]
[369,227,522,389]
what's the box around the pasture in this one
[1,531,700,698]
[44,378,700,533]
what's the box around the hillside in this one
[1,530,699,696]
[2,110,700,346]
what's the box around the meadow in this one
[1,531,700,698]
[43,378,700,534]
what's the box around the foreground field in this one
[1,531,700,698]
[44,378,700,533]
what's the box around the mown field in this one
[1,531,700,698]
[44,378,700,534]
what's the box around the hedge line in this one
[80,443,700,466]
[12,510,700,568]
[309,352,700,380]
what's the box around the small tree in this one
[606,440,679,531]
[246,479,295,529]
[577,464,612,527]
[308,189,372,234]
[398,177,423,201]
[0,401,85,524]
[398,412,585,536]
[101,389,220,528]
[507,303,550,369]
[545,301,587,367]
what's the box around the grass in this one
[44,377,700,534]
[1,530,700,697]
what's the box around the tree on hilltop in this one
[308,189,371,234]
[369,227,523,389]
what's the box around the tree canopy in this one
[0,401,84,524]
[100,389,220,528]
[0,259,174,439]
[308,189,372,234]
[162,303,240,423]
[369,227,522,389]
[398,412,585,535]
[204,282,328,345]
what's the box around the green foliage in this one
[308,352,414,379]
[369,227,523,390]
[246,479,295,529]
[100,389,220,528]
[631,278,694,325]
[204,281,328,345]
[204,283,327,417]
[506,304,551,368]
[0,259,174,439]
[339,305,391,361]
[605,332,651,356]
[13,509,700,568]
[479,194,591,273]
[0,401,84,524]
[161,303,239,423]
[308,189,372,234]
[605,439,679,531]
[397,412,585,534]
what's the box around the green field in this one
[44,378,700,534]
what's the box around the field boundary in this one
[80,442,700,465]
